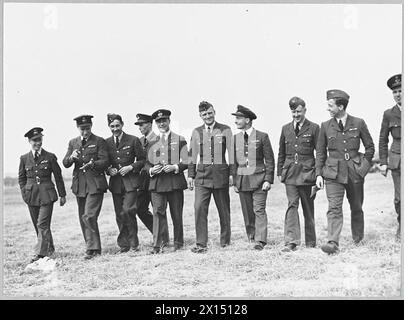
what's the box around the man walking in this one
[379,74,401,239]
[277,97,319,252]
[231,105,275,250]
[63,115,109,260]
[316,90,375,254]
[188,101,233,253]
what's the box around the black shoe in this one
[130,246,140,252]
[84,252,95,260]
[191,245,208,254]
[221,243,230,248]
[30,255,44,263]
[149,248,160,255]
[253,242,265,251]
[321,241,339,254]
[281,243,297,252]
[115,247,130,254]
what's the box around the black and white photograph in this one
[1,1,402,299]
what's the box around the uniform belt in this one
[286,154,314,161]
[199,156,226,164]
[27,177,52,184]
[328,151,359,161]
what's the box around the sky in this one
[3,3,402,177]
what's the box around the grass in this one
[2,173,401,297]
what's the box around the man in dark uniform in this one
[277,97,320,252]
[379,74,401,239]
[316,90,375,254]
[134,113,158,234]
[18,127,66,263]
[188,101,233,253]
[144,109,188,254]
[105,113,152,253]
[231,105,275,250]
[63,115,109,260]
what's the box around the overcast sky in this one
[3,3,402,177]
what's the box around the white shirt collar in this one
[244,127,254,136]
[115,132,124,142]
[81,133,92,141]
[32,148,42,157]
[397,104,402,111]
[335,113,348,126]
[205,122,216,131]
[294,118,305,128]
[160,130,171,139]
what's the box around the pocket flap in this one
[325,158,338,167]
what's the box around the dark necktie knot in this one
[115,137,120,148]
[244,132,249,142]
[82,138,87,147]
[338,120,344,131]
[34,151,39,161]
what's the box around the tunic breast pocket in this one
[84,147,97,160]
[38,162,51,176]
[25,166,34,177]
[389,122,401,139]
[347,130,360,149]
[327,134,337,150]
[285,140,293,154]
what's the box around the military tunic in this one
[188,122,233,247]
[63,134,109,253]
[277,119,319,247]
[144,132,188,249]
[316,115,375,244]
[18,149,66,257]
[379,105,401,222]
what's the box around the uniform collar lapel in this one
[297,119,310,136]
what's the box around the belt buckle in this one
[344,153,350,161]
[246,159,249,167]
[294,153,298,163]
[35,176,40,184]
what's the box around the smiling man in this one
[144,109,189,254]
[188,101,233,254]
[379,74,401,240]
[105,113,151,254]
[231,105,275,250]
[316,90,375,254]
[18,127,66,263]
[277,97,319,252]
[63,115,109,260]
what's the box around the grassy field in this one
[2,173,401,297]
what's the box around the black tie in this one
[207,126,211,134]
[244,132,248,143]
[143,138,148,148]
[295,123,300,136]
[338,120,344,131]
[34,151,39,161]
[115,137,120,148]
[82,138,87,147]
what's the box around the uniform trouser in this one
[284,185,316,246]
[391,169,401,224]
[325,179,364,245]
[194,186,231,247]
[112,191,140,249]
[238,189,268,244]
[76,193,104,253]
[151,190,184,249]
[136,189,156,234]
[28,203,55,256]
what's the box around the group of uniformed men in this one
[18,74,401,262]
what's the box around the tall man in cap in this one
[277,97,319,252]
[379,74,401,239]
[63,115,109,260]
[231,105,275,250]
[134,113,158,235]
[144,109,189,254]
[188,101,233,253]
[316,90,375,254]
[105,113,152,254]
[18,127,66,263]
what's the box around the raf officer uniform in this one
[134,113,157,237]
[231,105,275,249]
[18,128,66,261]
[277,97,320,250]
[63,115,109,257]
[316,90,375,252]
[105,113,152,252]
[144,109,189,253]
[379,74,401,236]
[189,101,233,251]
